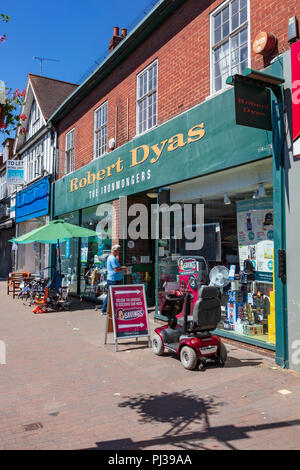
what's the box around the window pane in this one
[240,27,248,45]
[232,49,239,66]
[240,0,247,8]
[214,61,221,77]
[240,7,247,24]
[214,45,222,62]
[214,27,221,44]
[232,0,239,15]
[215,76,222,92]
[214,11,221,29]
[220,56,229,75]
[153,64,157,89]
[232,13,239,30]
[222,5,229,22]
[241,60,248,73]
[149,70,153,92]
[222,21,229,38]
[240,44,248,62]
[232,65,239,75]
[231,33,239,50]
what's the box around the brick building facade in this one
[49,0,300,369]
[54,0,299,179]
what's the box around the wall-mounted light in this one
[147,192,157,199]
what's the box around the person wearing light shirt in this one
[101,245,126,315]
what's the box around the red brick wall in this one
[56,0,300,179]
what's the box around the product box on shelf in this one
[228,290,245,303]
[227,302,244,324]
[223,321,235,331]
[243,324,264,337]
[234,323,245,334]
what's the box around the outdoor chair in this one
[7,272,31,299]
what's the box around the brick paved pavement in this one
[0,281,300,450]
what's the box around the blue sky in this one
[1,0,158,147]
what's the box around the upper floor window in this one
[136,60,157,135]
[25,141,44,182]
[3,143,9,162]
[65,129,75,175]
[0,173,7,200]
[211,0,249,94]
[26,100,41,140]
[94,102,108,159]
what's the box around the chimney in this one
[109,27,126,53]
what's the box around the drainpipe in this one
[47,122,58,273]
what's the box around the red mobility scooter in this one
[152,286,228,370]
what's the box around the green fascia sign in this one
[53,87,272,217]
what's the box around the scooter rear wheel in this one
[218,342,228,366]
[152,333,165,356]
[180,346,198,370]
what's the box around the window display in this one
[156,166,275,347]
[59,212,79,294]
[80,204,112,300]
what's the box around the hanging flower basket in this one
[0,83,27,135]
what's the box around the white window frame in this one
[0,173,6,200]
[24,140,45,183]
[65,129,75,175]
[26,100,41,140]
[94,102,108,159]
[136,60,158,136]
[3,143,9,162]
[210,0,251,96]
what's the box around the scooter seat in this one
[192,286,221,331]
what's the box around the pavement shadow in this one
[88,419,300,450]
[85,390,300,450]
[224,356,263,368]
[161,351,263,371]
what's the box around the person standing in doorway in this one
[101,245,126,315]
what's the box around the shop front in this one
[52,63,287,364]
[156,158,276,349]
[15,176,51,275]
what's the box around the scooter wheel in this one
[152,334,164,356]
[180,346,198,370]
[218,343,228,366]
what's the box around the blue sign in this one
[65,240,70,259]
[16,176,50,223]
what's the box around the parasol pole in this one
[57,239,62,274]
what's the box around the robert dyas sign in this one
[68,123,206,200]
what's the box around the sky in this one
[0,0,159,148]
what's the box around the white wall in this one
[283,50,300,372]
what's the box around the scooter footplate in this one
[164,342,180,352]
